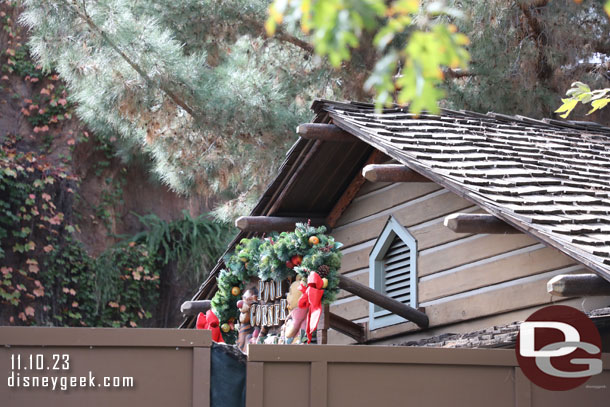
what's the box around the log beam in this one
[235,216,326,232]
[266,140,323,215]
[329,312,366,343]
[443,213,520,234]
[180,300,211,316]
[325,149,386,228]
[337,274,429,328]
[296,123,356,142]
[547,273,610,297]
[362,164,430,183]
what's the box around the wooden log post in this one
[337,274,429,328]
[443,213,519,234]
[316,304,330,345]
[547,273,610,297]
[362,164,430,183]
[180,300,212,316]
[296,123,356,142]
[235,216,327,232]
[329,312,366,343]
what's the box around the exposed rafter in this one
[266,140,323,215]
[180,300,211,316]
[547,273,610,297]
[362,164,430,183]
[235,216,326,232]
[296,123,356,142]
[326,149,386,228]
[443,213,520,234]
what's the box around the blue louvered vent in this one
[373,235,412,319]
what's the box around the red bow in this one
[196,310,225,343]
[298,272,325,343]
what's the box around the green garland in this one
[210,223,343,344]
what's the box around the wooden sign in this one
[249,280,288,328]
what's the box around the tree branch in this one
[242,17,314,54]
[444,68,476,79]
[63,0,200,121]
[518,0,552,81]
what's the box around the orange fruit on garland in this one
[231,286,241,296]
[308,236,320,245]
[291,255,302,266]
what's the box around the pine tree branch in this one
[62,0,200,120]
[444,68,476,79]
[242,17,314,54]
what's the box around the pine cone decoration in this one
[320,245,332,253]
[317,264,330,278]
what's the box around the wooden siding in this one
[329,180,579,344]
[332,188,472,248]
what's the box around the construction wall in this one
[0,327,211,407]
[246,344,610,407]
[2,328,609,407]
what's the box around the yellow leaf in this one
[554,98,578,118]
[587,98,610,114]
[269,5,283,24]
[265,18,276,36]
[449,56,461,69]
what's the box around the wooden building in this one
[182,100,610,346]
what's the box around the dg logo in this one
[516,305,603,391]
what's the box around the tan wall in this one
[329,179,602,344]
[246,344,610,407]
[0,327,211,407]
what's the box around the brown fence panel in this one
[246,345,610,407]
[3,328,609,407]
[0,327,211,407]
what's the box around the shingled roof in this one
[398,307,610,349]
[313,100,610,283]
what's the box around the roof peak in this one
[312,99,610,134]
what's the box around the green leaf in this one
[4,168,17,178]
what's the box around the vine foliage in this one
[0,133,232,327]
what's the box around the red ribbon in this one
[298,272,325,343]
[195,310,225,343]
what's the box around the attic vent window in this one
[369,216,417,330]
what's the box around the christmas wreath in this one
[210,223,342,344]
